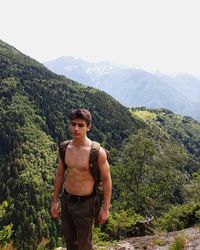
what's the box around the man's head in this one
[70,108,92,125]
[69,109,92,139]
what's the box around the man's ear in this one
[87,124,92,131]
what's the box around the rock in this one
[106,226,200,250]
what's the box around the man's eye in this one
[71,123,85,127]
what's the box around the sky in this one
[1,0,200,77]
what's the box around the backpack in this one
[59,140,107,225]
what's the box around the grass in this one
[154,238,164,246]
[132,110,157,122]
[169,234,187,250]
[36,239,49,250]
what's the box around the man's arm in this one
[51,158,65,218]
[97,147,112,224]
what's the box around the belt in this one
[64,189,94,202]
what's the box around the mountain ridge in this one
[44,56,200,121]
[1,39,200,249]
[0,39,143,248]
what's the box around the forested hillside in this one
[111,109,200,214]
[0,40,143,248]
[1,40,200,249]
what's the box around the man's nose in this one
[74,125,79,130]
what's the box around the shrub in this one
[103,210,143,240]
[155,202,200,232]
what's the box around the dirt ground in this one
[106,226,200,250]
[57,226,200,250]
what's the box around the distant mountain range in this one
[1,39,200,248]
[44,56,200,121]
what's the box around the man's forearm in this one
[102,176,112,211]
[52,174,65,203]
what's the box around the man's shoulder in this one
[91,141,101,151]
[59,140,71,164]
[91,141,109,161]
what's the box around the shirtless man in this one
[51,108,112,250]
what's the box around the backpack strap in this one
[89,141,101,179]
[59,140,71,168]
[59,140,102,179]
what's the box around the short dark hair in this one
[70,108,92,125]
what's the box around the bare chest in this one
[65,146,90,171]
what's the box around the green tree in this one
[112,128,193,216]
[0,201,13,246]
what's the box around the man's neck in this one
[72,137,91,147]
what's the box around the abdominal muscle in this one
[64,165,94,196]
[64,143,95,196]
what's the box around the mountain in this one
[131,107,200,159]
[156,72,200,121]
[1,39,200,249]
[44,56,200,121]
[157,73,200,103]
[0,40,143,249]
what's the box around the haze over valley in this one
[44,56,200,121]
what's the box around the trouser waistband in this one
[63,189,94,202]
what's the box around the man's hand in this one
[98,208,109,224]
[51,202,59,218]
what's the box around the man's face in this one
[70,118,91,139]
